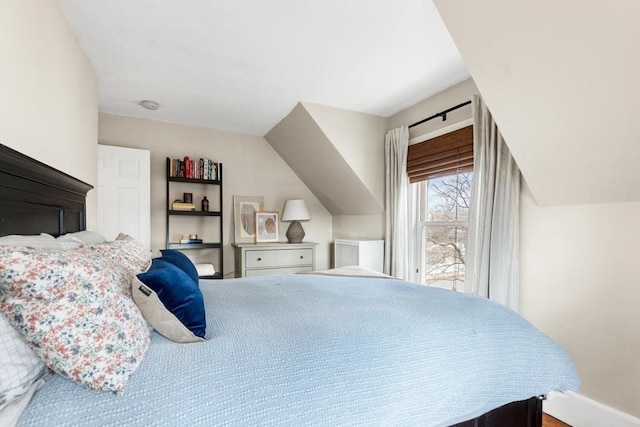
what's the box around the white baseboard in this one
[544,392,640,427]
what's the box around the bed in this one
[0,144,579,427]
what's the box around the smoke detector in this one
[139,100,159,111]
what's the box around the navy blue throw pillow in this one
[134,258,206,340]
[160,249,199,285]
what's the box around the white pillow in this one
[58,230,107,245]
[0,313,46,412]
[55,234,85,250]
[0,234,61,250]
[0,377,46,427]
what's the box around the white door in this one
[97,145,150,249]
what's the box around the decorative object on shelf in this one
[281,199,311,243]
[255,212,279,243]
[201,196,209,212]
[183,193,193,203]
[233,196,264,244]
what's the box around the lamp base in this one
[286,221,305,243]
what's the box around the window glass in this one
[416,171,472,291]
[424,173,471,223]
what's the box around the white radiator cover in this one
[333,239,384,273]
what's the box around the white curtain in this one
[465,95,521,311]
[384,126,409,280]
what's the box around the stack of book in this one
[168,156,219,180]
[180,237,203,244]
[172,201,196,211]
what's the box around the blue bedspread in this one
[17,275,579,426]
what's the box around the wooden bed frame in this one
[0,143,542,426]
[0,144,92,237]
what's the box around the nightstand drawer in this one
[232,242,317,278]
[246,266,313,277]
[245,248,313,268]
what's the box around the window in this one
[407,124,473,291]
[414,172,471,291]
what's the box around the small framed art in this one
[233,196,264,243]
[255,212,279,243]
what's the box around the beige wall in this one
[332,215,385,241]
[387,77,640,417]
[0,0,99,226]
[300,102,388,241]
[387,79,478,141]
[265,103,383,217]
[520,186,640,416]
[434,0,640,207]
[302,102,387,208]
[265,103,386,242]
[98,113,332,275]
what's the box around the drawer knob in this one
[300,256,304,259]
[257,257,262,261]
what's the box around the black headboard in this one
[0,144,93,237]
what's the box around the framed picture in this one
[255,212,279,243]
[233,196,264,243]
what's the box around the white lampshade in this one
[281,199,311,221]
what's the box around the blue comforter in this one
[18,274,579,426]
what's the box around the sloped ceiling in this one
[435,0,640,206]
[301,102,387,210]
[265,103,385,215]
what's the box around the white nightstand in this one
[232,242,317,278]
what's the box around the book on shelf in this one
[172,202,196,211]
[168,156,219,180]
[179,238,203,244]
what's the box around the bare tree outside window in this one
[416,171,472,291]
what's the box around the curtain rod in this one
[408,100,471,129]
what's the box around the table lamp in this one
[281,199,311,243]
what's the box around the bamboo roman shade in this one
[407,125,473,183]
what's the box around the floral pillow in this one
[0,246,151,394]
[74,233,151,295]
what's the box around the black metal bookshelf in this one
[165,157,223,279]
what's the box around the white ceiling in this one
[59,0,469,136]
